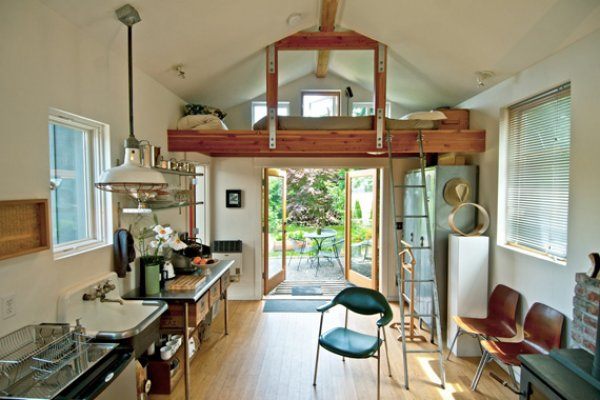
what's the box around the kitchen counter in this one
[123,260,234,303]
[123,259,234,400]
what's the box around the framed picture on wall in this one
[226,189,242,208]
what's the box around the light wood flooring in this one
[155,300,514,400]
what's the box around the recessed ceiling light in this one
[287,13,302,27]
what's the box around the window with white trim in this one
[502,83,571,262]
[251,101,290,126]
[301,90,340,117]
[352,101,392,117]
[49,109,111,258]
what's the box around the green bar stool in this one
[313,287,394,399]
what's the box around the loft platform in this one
[167,129,485,157]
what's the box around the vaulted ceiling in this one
[41,0,600,111]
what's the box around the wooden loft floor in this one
[167,129,486,157]
[155,300,513,399]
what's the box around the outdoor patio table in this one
[304,231,336,269]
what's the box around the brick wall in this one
[573,273,600,354]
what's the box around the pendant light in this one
[95,4,167,201]
[400,110,448,121]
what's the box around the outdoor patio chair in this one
[319,237,344,277]
[288,238,314,270]
[313,287,393,400]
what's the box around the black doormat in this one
[291,285,323,296]
[263,300,325,313]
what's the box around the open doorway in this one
[263,168,380,297]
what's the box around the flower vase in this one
[144,263,161,295]
[316,227,322,235]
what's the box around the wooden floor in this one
[155,301,514,400]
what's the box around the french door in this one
[345,169,380,289]
[263,168,287,294]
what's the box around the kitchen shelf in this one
[152,167,204,177]
[121,201,204,214]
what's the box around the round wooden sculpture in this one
[448,202,490,236]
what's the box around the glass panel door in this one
[264,168,287,294]
[345,169,379,289]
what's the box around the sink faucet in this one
[82,280,124,305]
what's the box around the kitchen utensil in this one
[163,261,175,280]
[140,141,152,168]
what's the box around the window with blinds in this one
[505,83,571,262]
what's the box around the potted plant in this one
[134,216,187,295]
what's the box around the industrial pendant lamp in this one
[95,4,167,202]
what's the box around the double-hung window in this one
[49,109,111,258]
[501,83,571,263]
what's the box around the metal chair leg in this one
[342,309,349,362]
[377,333,381,400]
[471,351,491,391]
[313,313,324,386]
[447,328,462,360]
[382,327,392,377]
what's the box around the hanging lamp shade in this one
[95,4,167,196]
[401,110,448,121]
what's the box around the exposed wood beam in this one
[275,31,378,50]
[167,129,486,157]
[316,0,339,78]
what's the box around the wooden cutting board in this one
[168,275,207,291]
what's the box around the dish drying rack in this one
[0,324,91,392]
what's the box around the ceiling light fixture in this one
[173,64,186,79]
[286,13,303,27]
[401,110,448,121]
[475,70,494,87]
[95,4,167,201]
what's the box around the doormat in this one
[291,285,323,296]
[263,300,325,313]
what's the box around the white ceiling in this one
[41,0,600,111]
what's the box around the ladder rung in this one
[404,313,437,318]
[403,215,429,218]
[401,246,431,250]
[401,279,434,283]
[405,349,443,354]
[394,184,426,188]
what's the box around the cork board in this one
[0,199,50,261]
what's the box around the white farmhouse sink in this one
[58,272,167,356]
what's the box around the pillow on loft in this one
[183,104,227,120]
[177,114,228,130]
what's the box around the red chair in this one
[448,284,520,360]
[470,302,564,391]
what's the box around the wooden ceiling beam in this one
[275,31,378,50]
[316,0,339,78]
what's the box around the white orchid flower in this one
[149,240,159,248]
[168,237,188,251]
[153,225,173,240]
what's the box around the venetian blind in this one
[505,83,571,261]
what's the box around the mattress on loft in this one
[252,116,437,131]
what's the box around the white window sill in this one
[497,243,567,266]
[53,242,111,261]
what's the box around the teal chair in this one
[313,287,393,399]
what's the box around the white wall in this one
[457,29,600,321]
[225,72,409,129]
[0,0,185,335]
[206,157,418,300]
